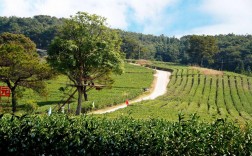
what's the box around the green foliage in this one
[12,63,153,114]
[187,35,218,66]
[47,12,124,114]
[1,15,252,75]
[0,32,53,113]
[0,114,251,155]
[106,62,252,124]
[119,31,181,62]
[23,100,38,113]
[0,15,63,49]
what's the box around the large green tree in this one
[187,35,218,67]
[47,12,124,115]
[0,32,53,113]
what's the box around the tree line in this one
[120,32,252,75]
[1,15,252,75]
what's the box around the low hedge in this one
[0,114,251,155]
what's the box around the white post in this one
[61,106,64,114]
[48,107,52,116]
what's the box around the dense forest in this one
[0,15,64,50]
[1,15,252,75]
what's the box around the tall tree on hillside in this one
[121,36,140,59]
[47,12,124,115]
[0,33,53,113]
[187,35,218,66]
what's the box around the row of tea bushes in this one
[0,114,252,155]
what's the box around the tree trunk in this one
[83,86,88,101]
[200,57,204,67]
[76,86,83,115]
[11,89,17,113]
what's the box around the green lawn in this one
[0,63,154,114]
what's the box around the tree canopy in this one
[0,32,53,113]
[0,15,64,49]
[47,12,124,115]
[187,35,218,66]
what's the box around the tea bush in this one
[0,114,251,155]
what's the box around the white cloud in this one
[187,0,252,35]
[126,0,177,35]
[72,0,129,29]
[0,0,176,34]
[127,0,174,22]
[0,0,129,29]
[0,0,33,17]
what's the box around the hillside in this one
[2,9,252,155]
[1,16,252,75]
[0,63,154,114]
[103,62,252,124]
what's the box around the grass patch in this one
[0,63,154,114]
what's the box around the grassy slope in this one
[0,63,154,114]
[102,61,252,125]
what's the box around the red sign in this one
[0,86,11,97]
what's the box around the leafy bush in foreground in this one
[0,114,251,155]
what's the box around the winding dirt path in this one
[89,69,171,114]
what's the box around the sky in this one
[0,0,252,37]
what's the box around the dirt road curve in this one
[89,69,171,114]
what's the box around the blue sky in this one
[0,0,252,37]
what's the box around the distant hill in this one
[0,15,64,49]
[1,15,252,75]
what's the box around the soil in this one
[190,66,223,75]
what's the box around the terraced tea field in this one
[104,62,252,124]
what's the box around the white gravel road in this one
[89,69,171,114]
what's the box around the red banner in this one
[0,86,11,97]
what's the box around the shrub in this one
[23,100,38,113]
[0,114,251,155]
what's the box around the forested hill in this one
[1,15,252,75]
[0,15,64,49]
